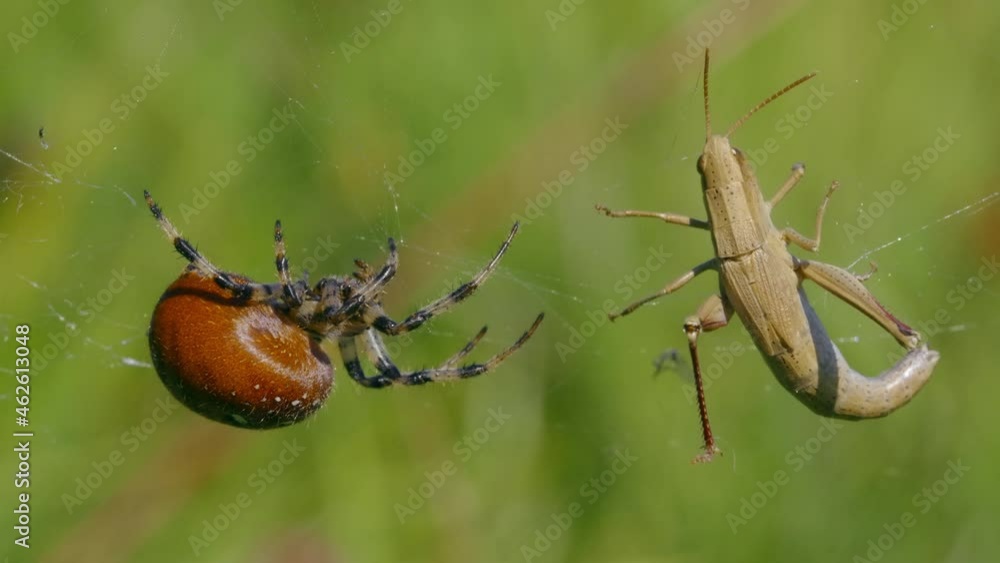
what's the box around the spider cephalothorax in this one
[144,190,543,429]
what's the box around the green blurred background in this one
[1,0,998,561]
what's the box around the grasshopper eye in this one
[731,147,742,157]
[696,155,706,173]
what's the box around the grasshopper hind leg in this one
[795,258,919,349]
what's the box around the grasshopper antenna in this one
[726,70,817,138]
[703,49,712,139]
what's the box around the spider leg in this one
[371,223,520,336]
[144,190,281,302]
[342,313,543,387]
[326,238,399,323]
[273,220,302,306]
[357,238,399,294]
[400,313,543,384]
[440,326,488,368]
[338,337,394,388]
[365,324,489,371]
[353,259,374,281]
[360,329,404,380]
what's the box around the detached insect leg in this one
[683,294,733,464]
[855,261,878,283]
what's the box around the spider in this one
[144,190,544,429]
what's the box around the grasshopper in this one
[597,50,939,463]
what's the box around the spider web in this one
[378,164,1000,374]
[2,113,997,380]
[1,20,997,390]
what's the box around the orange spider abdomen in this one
[148,271,333,429]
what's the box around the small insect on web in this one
[652,348,693,380]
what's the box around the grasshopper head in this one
[696,135,744,189]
